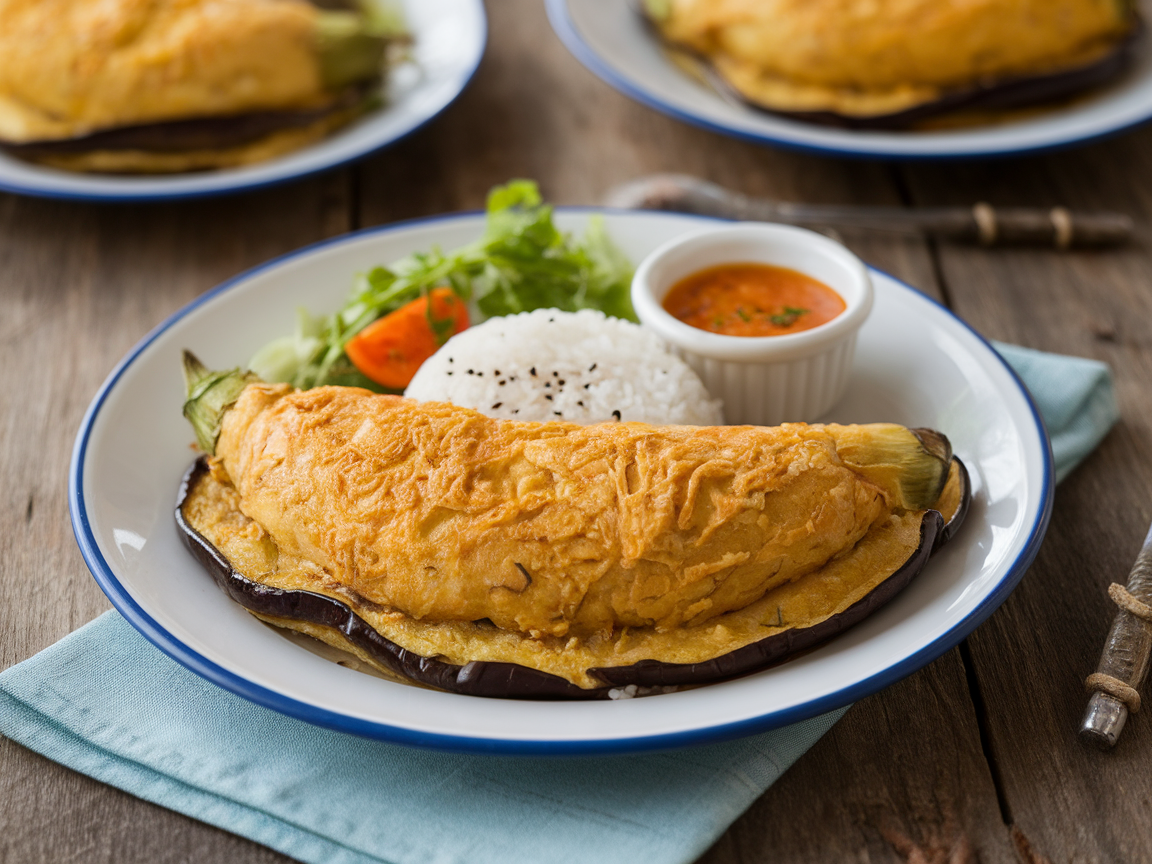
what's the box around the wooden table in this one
[3,3,1151,861]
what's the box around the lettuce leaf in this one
[248,180,635,391]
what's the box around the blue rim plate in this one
[0,0,485,202]
[546,0,1152,160]
[69,209,1053,755]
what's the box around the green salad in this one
[249,180,635,392]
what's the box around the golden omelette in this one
[646,0,1137,122]
[177,355,967,694]
[0,0,394,172]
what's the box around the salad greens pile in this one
[249,180,636,391]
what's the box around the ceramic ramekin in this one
[631,223,873,426]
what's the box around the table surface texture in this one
[3,2,1151,862]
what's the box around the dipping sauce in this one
[663,263,846,337]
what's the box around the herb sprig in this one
[770,306,809,328]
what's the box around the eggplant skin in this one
[0,94,370,174]
[2,86,369,157]
[177,458,598,699]
[643,1,1141,129]
[177,455,970,699]
[590,511,942,688]
[753,41,1138,131]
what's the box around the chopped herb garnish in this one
[770,306,810,328]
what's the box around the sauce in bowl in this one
[662,263,846,337]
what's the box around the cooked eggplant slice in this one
[710,41,1139,131]
[3,85,372,158]
[641,0,1140,129]
[175,362,971,698]
[178,458,609,698]
[177,456,967,698]
[0,0,400,172]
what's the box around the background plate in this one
[70,210,1052,754]
[0,0,485,201]
[547,0,1152,160]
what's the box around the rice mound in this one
[405,309,724,426]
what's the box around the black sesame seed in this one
[513,409,520,414]
[558,379,565,386]
[530,367,537,376]
[448,358,454,363]
[577,401,584,407]
[544,394,553,401]
[492,402,502,409]
[544,382,551,388]
[584,383,591,390]
[589,363,597,372]
[612,410,621,421]
[549,317,554,323]
[554,411,562,416]
[553,371,559,377]
[510,376,516,381]
[498,380,506,386]
[467,369,474,375]
[477,372,483,377]
[494,370,501,375]
[447,371,453,376]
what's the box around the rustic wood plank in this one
[900,129,1152,863]
[702,649,1015,864]
[0,746,291,864]
[0,173,350,864]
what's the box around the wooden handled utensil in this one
[1081,521,1152,749]
[604,174,1134,249]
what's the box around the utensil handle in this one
[607,176,1135,248]
[761,202,1133,248]
[1080,525,1152,749]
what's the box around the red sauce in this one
[662,263,846,337]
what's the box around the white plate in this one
[0,0,485,201]
[70,209,1053,754]
[547,0,1152,159]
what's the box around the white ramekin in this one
[631,223,873,426]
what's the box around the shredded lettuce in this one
[248,180,636,391]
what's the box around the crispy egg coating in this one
[215,384,942,639]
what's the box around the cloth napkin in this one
[991,342,1118,483]
[0,344,1118,864]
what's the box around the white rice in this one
[404,309,724,425]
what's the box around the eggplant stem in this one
[181,350,257,455]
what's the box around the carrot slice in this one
[345,288,469,389]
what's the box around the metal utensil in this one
[1080,521,1152,749]
[604,174,1134,249]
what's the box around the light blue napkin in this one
[0,345,1118,864]
[992,342,1118,483]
